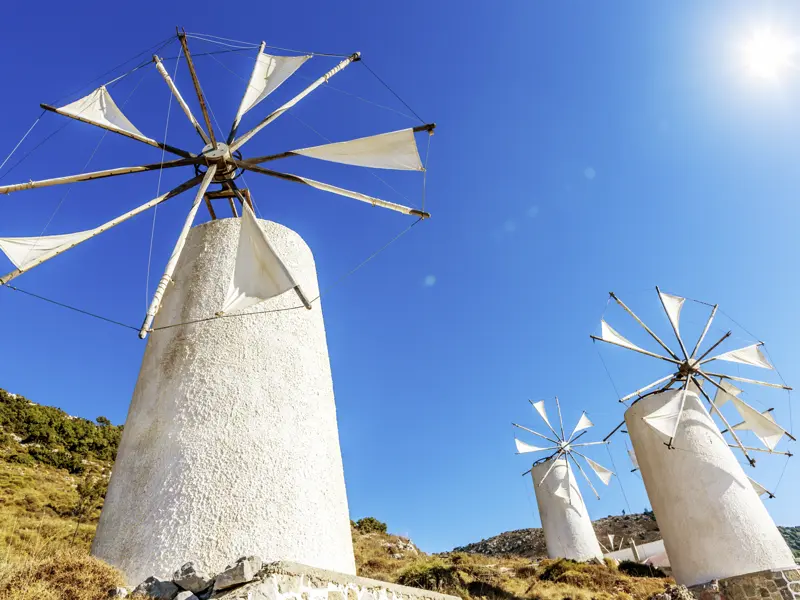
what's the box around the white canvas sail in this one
[707,343,773,370]
[659,291,685,335]
[235,52,311,122]
[569,412,594,439]
[730,398,785,451]
[514,439,549,454]
[642,393,686,439]
[600,320,648,354]
[291,128,424,171]
[627,448,639,470]
[59,86,148,138]
[748,476,769,497]
[584,456,613,485]
[713,380,743,407]
[0,230,95,270]
[219,202,300,314]
[532,400,553,430]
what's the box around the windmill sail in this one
[532,400,553,429]
[569,412,593,439]
[514,439,551,454]
[584,456,613,485]
[235,51,311,122]
[642,393,685,439]
[627,448,639,470]
[748,476,770,497]
[730,398,785,451]
[219,202,301,314]
[713,380,742,407]
[0,230,95,270]
[600,320,648,353]
[290,128,424,171]
[59,86,148,138]
[707,344,773,370]
[658,291,685,335]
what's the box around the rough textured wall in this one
[689,567,800,600]
[531,457,603,561]
[92,218,356,584]
[626,390,795,587]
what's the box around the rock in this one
[173,562,214,593]
[132,576,180,599]
[175,592,199,600]
[109,588,129,598]
[213,556,263,591]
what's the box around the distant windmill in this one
[591,287,796,587]
[513,398,613,561]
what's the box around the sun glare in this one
[743,28,795,80]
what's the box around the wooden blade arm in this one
[702,371,792,391]
[695,373,757,467]
[691,304,718,359]
[0,175,203,285]
[177,30,216,146]
[0,158,200,195]
[232,159,430,219]
[619,374,676,403]
[567,452,600,499]
[40,103,194,159]
[590,335,681,365]
[230,53,361,153]
[139,165,217,339]
[512,423,559,445]
[153,54,210,144]
[610,292,680,361]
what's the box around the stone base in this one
[688,567,800,600]
[187,561,459,600]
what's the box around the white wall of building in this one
[92,218,355,584]
[531,457,604,562]
[625,389,794,587]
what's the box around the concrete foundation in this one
[625,389,795,587]
[92,218,356,584]
[531,457,603,561]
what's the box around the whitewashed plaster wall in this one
[92,218,356,584]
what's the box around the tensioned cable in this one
[146,47,182,310]
[0,114,44,173]
[185,34,259,51]
[360,60,425,123]
[605,445,632,514]
[1,283,138,331]
[186,31,352,58]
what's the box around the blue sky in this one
[2,1,800,553]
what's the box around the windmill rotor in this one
[513,398,614,500]
[591,287,794,469]
[0,31,434,339]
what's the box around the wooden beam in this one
[153,54,210,144]
[204,196,217,220]
[177,28,217,147]
[41,104,194,159]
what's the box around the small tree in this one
[71,475,108,543]
[355,517,387,534]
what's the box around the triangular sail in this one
[59,86,147,138]
[0,230,95,270]
[642,393,686,439]
[600,320,648,354]
[291,128,424,171]
[713,380,743,407]
[748,476,769,497]
[235,52,311,122]
[219,202,300,314]
[627,448,639,470]
[730,398,785,451]
[569,412,594,439]
[584,456,613,485]
[514,439,549,454]
[532,400,553,430]
[659,291,685,335]
[707,343,774,370]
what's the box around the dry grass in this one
[0,548,123,600]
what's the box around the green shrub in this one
[355,517,387,534]
[618,560,667,578]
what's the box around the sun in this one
[743,28,795,80]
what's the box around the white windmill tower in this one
[592,287,796,587]
[0,31,434,584]
[513,398,614,562]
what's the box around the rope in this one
[185,31,352,57]
[773,455,791,495]
[147,47,182,309]
[0,121,72,183]
[605,445,632,514]
[1,284,138,331]
[0,113,44,173]
[595,344,623,401]
[185,34,259,50]
[360,60,425,123]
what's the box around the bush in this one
[355,517,387,534]
[618,561,667,578]
[396,558,461,592]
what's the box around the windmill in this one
[0,31,435,584]
[513,398,613,561]
[591,288,796,587]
